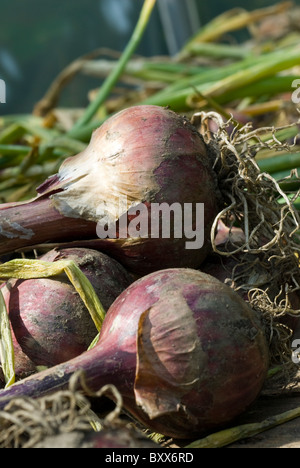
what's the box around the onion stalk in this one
[142,46,300,111]
[71,0,157,132]
[186,405,300,448]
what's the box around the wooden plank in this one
[227,368,300,448]
[228,394,300,448]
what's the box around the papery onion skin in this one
[0,106,219,275]
[0,248,132,384]
[0,269,269,438]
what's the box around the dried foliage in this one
[193,111,300,365]
[0,371,122,448]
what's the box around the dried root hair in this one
[192,111,300,367]
[0,371,123,448]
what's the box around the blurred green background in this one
[0,0,298,114]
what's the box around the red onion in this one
[0,268,269,439]
[0,248,132,384]
[0,105,218,275]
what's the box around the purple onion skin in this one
[0,268,269,439]
[39,247,133,304]
[0,248,133,384]
[0,198,96,254]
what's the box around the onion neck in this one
[0,197,97,256]
[0,338,136,410]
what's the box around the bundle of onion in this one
[0,248,132,384]
[0,269,269,439]
[0,105,219,275]
[0,105,298,369]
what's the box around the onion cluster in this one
[0,106,271,440]
[0,269,269,439]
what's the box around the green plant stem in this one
[204,49,300,99]
[82,58,187,84]
[0,144,31,156]
[183,41,252,60]
[70,0,157,133]
[0,123,25,144]
[258,154,300,174]
[216,75,297,105]
[141,76,298,112]
[67,119,105,142]
[143,47,300,109]
[185,406,300,448]
[147,49,282,99]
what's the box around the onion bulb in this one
[0,105,219,274]
[0,248,132,384]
